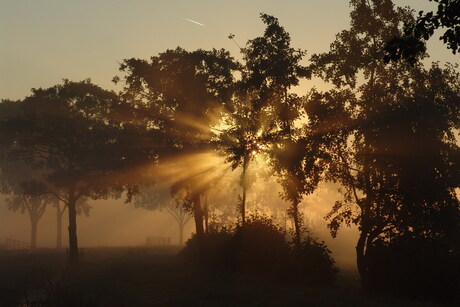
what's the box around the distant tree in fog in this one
[134,185,191,247]
[5,181,54,249]
[166,200,192,247]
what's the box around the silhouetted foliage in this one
[118,48,238,238]
[180,223,233,268]
[230,214,290,274]
[0,80,148,264]
[181,214,337,286]
[218,14,314,248]
[286,234,339,287]
[310,0,460,299]
[384,0,460,63]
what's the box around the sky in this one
[0,0,458,268]
[0,0,458,100]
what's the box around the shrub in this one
[181,214,338,287]
[285,235,338,286]
[230,214,290,275]
[180,224,233,268]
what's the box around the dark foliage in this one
[180,224,233,268]
[384,0,460,63]
[285,236,339,287]
[230,215,290,275]
[181,215,338,287]
[366,236,460,304]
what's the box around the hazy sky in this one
[1,0,457,100]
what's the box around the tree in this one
[219,14,312,246]
[5,181,54,249]
[0,134,57,250]
[384,0,460,63]
[166,198,192,247]
[134,184,191,247]
[310,0,460,292]
[54,192,90,249]
[310,0,410,287]
[0,80,147,264]
[117,48,238,239]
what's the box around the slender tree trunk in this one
[291,202,302,251]
[203,193,209,233]
[241,152,249,226]
[56,203,63,249]
[356,229,369,291]
[179,223,184,247]
[67,190,79,265]
[191,193,204,238]
[30,217,38,249]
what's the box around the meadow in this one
[0,247,446,307]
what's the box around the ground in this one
[0,247,447,306]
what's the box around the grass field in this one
[0,247,447,306]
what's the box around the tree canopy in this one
[384,0,460,63]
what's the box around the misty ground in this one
[0,247,446,307]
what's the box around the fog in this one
[0,179,358,269]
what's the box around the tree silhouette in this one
[0,80,144,264]
[166,197,192,247]
[310,0,460,293]
[5,181,54,249]
[0,118,58,250]
[219,14,311,243]
[118,48,238,239]
[134,185,191,246]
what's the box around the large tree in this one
[310,0,460,291]
[0,80,148,264]
[219,14,312,245]
[117,48,238,239]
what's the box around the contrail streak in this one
[182,17,205,27]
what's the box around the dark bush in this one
[180,224,233,268]
[230,214,290,274]
[285,235,338,286]
[181,214,338,287]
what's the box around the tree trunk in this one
[30,218,38,249]
[356,229,369,291]
[67,191,79,265]
[191,193,204,238]
[179,223,184,247]
[56,203,63,249]
[291,202,302,251]
[241,152,249,226]
[203,193,209,233]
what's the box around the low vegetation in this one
[0,247,449,307]
[181,215,338,287]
